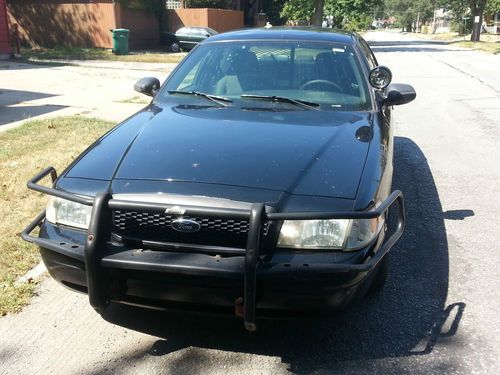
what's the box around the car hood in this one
[66,102,373,199]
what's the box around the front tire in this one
[170,42,180,53]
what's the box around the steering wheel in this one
[300,79,343,92]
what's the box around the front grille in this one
[112,210,270,249]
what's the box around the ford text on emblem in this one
[171,218,201,233]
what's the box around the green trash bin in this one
[111,28,129,55]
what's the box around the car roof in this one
[206,27,356,45]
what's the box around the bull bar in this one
[22,166,405,331]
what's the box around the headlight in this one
[46,196,92,230]
[277,217,383,251]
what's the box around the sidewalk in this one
[25,57,179,72]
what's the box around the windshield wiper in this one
[168,90,233,107]
[240,94,320,110]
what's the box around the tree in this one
[311,0,325,26]
[485,0,500,12]
[443,0,471,34]
[281,0,382,29]
[262,0,288,25]
[325,0,384,30]
[185,0,231,8]
[469,0,487,41]
[281,0,315,23]
[384,0,434,32]
[442,0,493,41]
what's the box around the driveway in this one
[0,60,177,131]
[1,32,499,374]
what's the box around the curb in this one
[16,261,47,285]
[25,58,180,72]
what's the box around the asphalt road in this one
[1,31,499,374]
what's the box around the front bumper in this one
[22,167,405,331]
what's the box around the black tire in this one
[368,253,390,295]
[170,42,181,53]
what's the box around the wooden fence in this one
[0,0,12,56]
[6,0,159,49]
[166,8,244,33]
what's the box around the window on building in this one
[166,0,181,9]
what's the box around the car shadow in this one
[0,88,66,126]
[98,136,461,373]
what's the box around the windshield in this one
[162,41,371,111]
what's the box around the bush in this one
[343,14,372,32]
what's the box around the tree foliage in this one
[386,0,494,40]
[280,0,383,30]
[485,0,500,13]
[115,0,164,14]
[281,0,315,23]
[325,0,383,30]
[262,0,288,25]
[185,0,232,8]
[384,0,434,31]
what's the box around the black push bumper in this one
[22,167,405,331]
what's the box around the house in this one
[0,0,11,59]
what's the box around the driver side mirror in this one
[384,83,416,106]
[134,77,160,97]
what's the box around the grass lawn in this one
[115,95,151,105]
[21,47,187,64]
[413,32,500,54]
[452,40,500,54]
[0,116,115,315]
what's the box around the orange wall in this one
[167,8,244,33]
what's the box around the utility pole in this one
[431,8,437,34]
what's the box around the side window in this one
[358,38,378,69]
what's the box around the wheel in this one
[170,42,181,53]
[300,79,343,92]
[368,253,390,295]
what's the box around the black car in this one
[23,28,415,331]
[161,27,218,52]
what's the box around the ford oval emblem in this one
[171,218,201,233]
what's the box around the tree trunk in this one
[470,0,487,42]
[310,0,325,27]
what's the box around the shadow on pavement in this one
[0,88,66,126]
[368,40,448,46]
[367,39,467,53]
[98,137,462,373]
[0,61,68,71]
